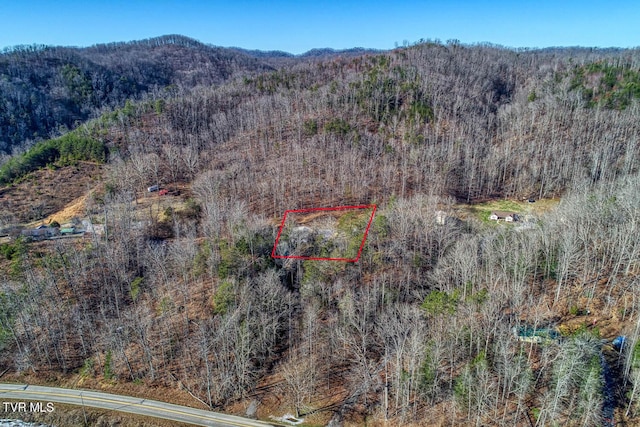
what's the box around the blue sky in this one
[1,0,639,53]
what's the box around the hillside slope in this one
[0,35,274,154]
[1,41,640,426]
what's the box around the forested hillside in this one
[0,35,274,155]
[0,35,384,158]
[1,39,640,426]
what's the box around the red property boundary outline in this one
[271,204,377,262]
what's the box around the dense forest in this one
[0,34,381,159]
[0,35,275,156]
[1,37,640,426]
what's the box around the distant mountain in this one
[230,46,383,59]
[0,35,274,154]
[228,46,385,68]
[299,47,383,57]
[228,47,295,59]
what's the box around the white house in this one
[489,211,519,222]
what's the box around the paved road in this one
[0,383,273,427]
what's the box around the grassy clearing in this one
[276,207,375,260]
[39,193,91,226]
[460,198,560,223]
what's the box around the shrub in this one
[324,118,351,136]
[421,289,460,316]
[302,119,318,136]
[130,276,143,301]
[104,350,114,380]
[212,279,236,315]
